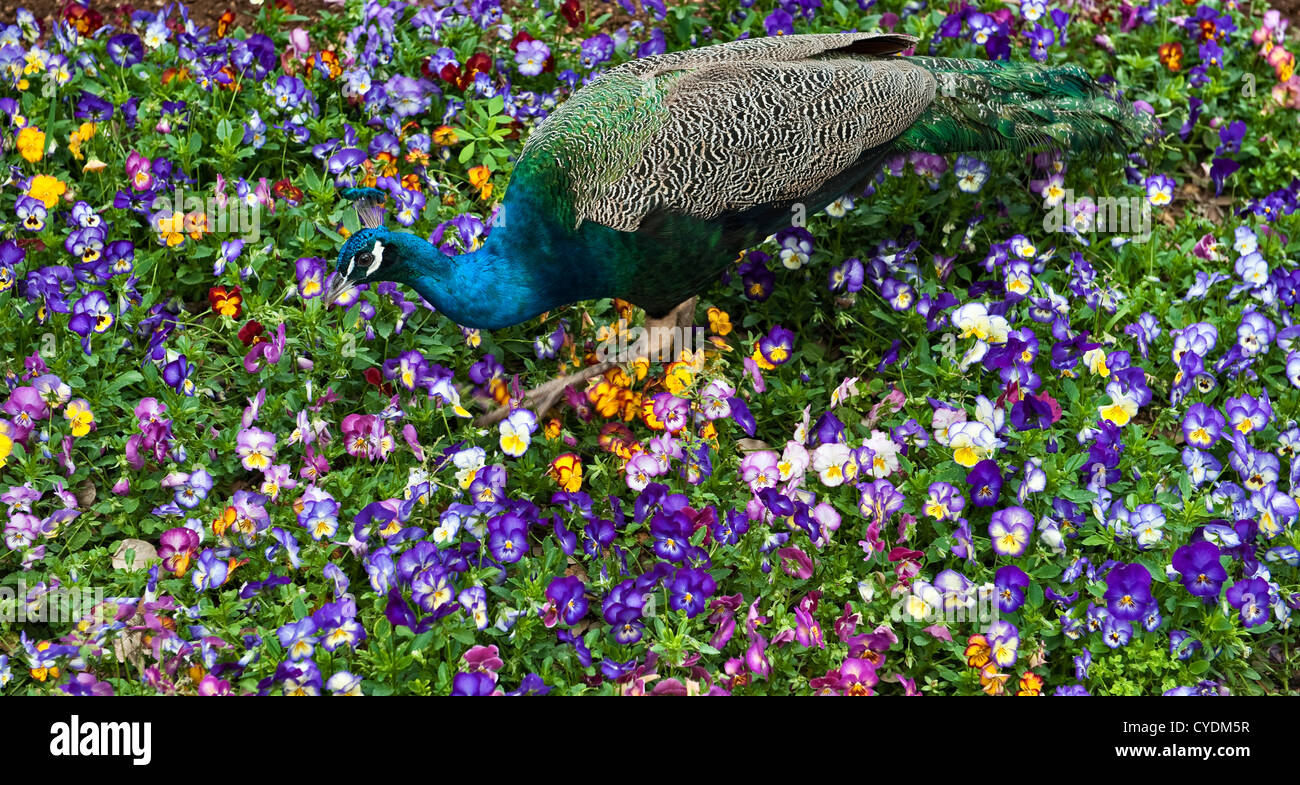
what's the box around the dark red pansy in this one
[238,321,266,346]
[560,0,586,27]
[510,29,535,52]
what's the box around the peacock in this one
[331,32,1153,423]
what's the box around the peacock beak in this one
[324,273,356,307]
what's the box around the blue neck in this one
[400,193,619,330]
[411,246,548,331]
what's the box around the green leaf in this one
[66,526,91,551]
[104,370,144,396]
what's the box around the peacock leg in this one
[474,298,698,427]
[673,296,698,334]
[641,297,693,363]
[474,360,615,427]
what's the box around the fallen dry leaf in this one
[75,478,96,508]
[112,538,158,571]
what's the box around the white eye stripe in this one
[366,240,384,277]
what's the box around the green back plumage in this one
[511,68,682,232]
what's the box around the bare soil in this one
[1272,0,1300,25]
[0,0,340,33]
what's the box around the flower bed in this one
[0,0,1297,696]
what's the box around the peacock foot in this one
[474,297,699,427]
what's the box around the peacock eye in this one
[356,252,373,268]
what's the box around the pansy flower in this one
[1145,173,1175,206]
[880,278,915,311]
[924,482,965,521]
[244,323,286,373]
[947,420,998,467]
[192,549,230,591]
[208,286,242,318]
[1098,381,1141,427]
[1101,616,1133,649]
[1182,403,1225,447]
[549,453,582,492]
[811,442,855,487]
[989,507,1033,557]
[858,479,905,528]
[1128,503,1166,549]
[1103,563,1153,621]
[771,227,816,270]
[1236,310,1276,356]
[174,467,214,508]
[157,527,200,576]
[457,587,490,631]
[1224,392,1271,434]
[236,427,276,471]
[295,257,327,299]
[668,567,716,619]
[964,633,991,668]
[1171,541,1226,599]
[740,451,781,492]
[498,409,538,457]
[543,575,587,627]
[625,453,662,492]
[966,460,1002,507]
[986,620,1019,667]
[994,565,1030,613]
[125,150,153,191]
[758,325,795,367]
[162,355,195,396]
[828,257,865,294]
[838,658,878,696]
[64,399,94,437]
[932,570,972,616]
[651,393,689,433]
[954,155,990,192]
[411,566,456,615]
[700,379,734,420]
[298,489,340,541]
[15,195,46,231]
[1226,578,1271,628]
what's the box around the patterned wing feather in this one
[592,56,935,232]
[517,33,933,232]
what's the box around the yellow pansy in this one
[27,174,67,208]
[65,399,94,436]
[706,306,732,336]
[16,126,45,162]
[549,453,583,492]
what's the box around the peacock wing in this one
[517,32,935,233]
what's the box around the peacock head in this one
[329,227,454,305]
[335,226,397,284]
[330,188,512,327]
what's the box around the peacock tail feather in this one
[894,57,1155,156]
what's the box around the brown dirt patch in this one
[1272,0,1300,26]
[1,0,339,34]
